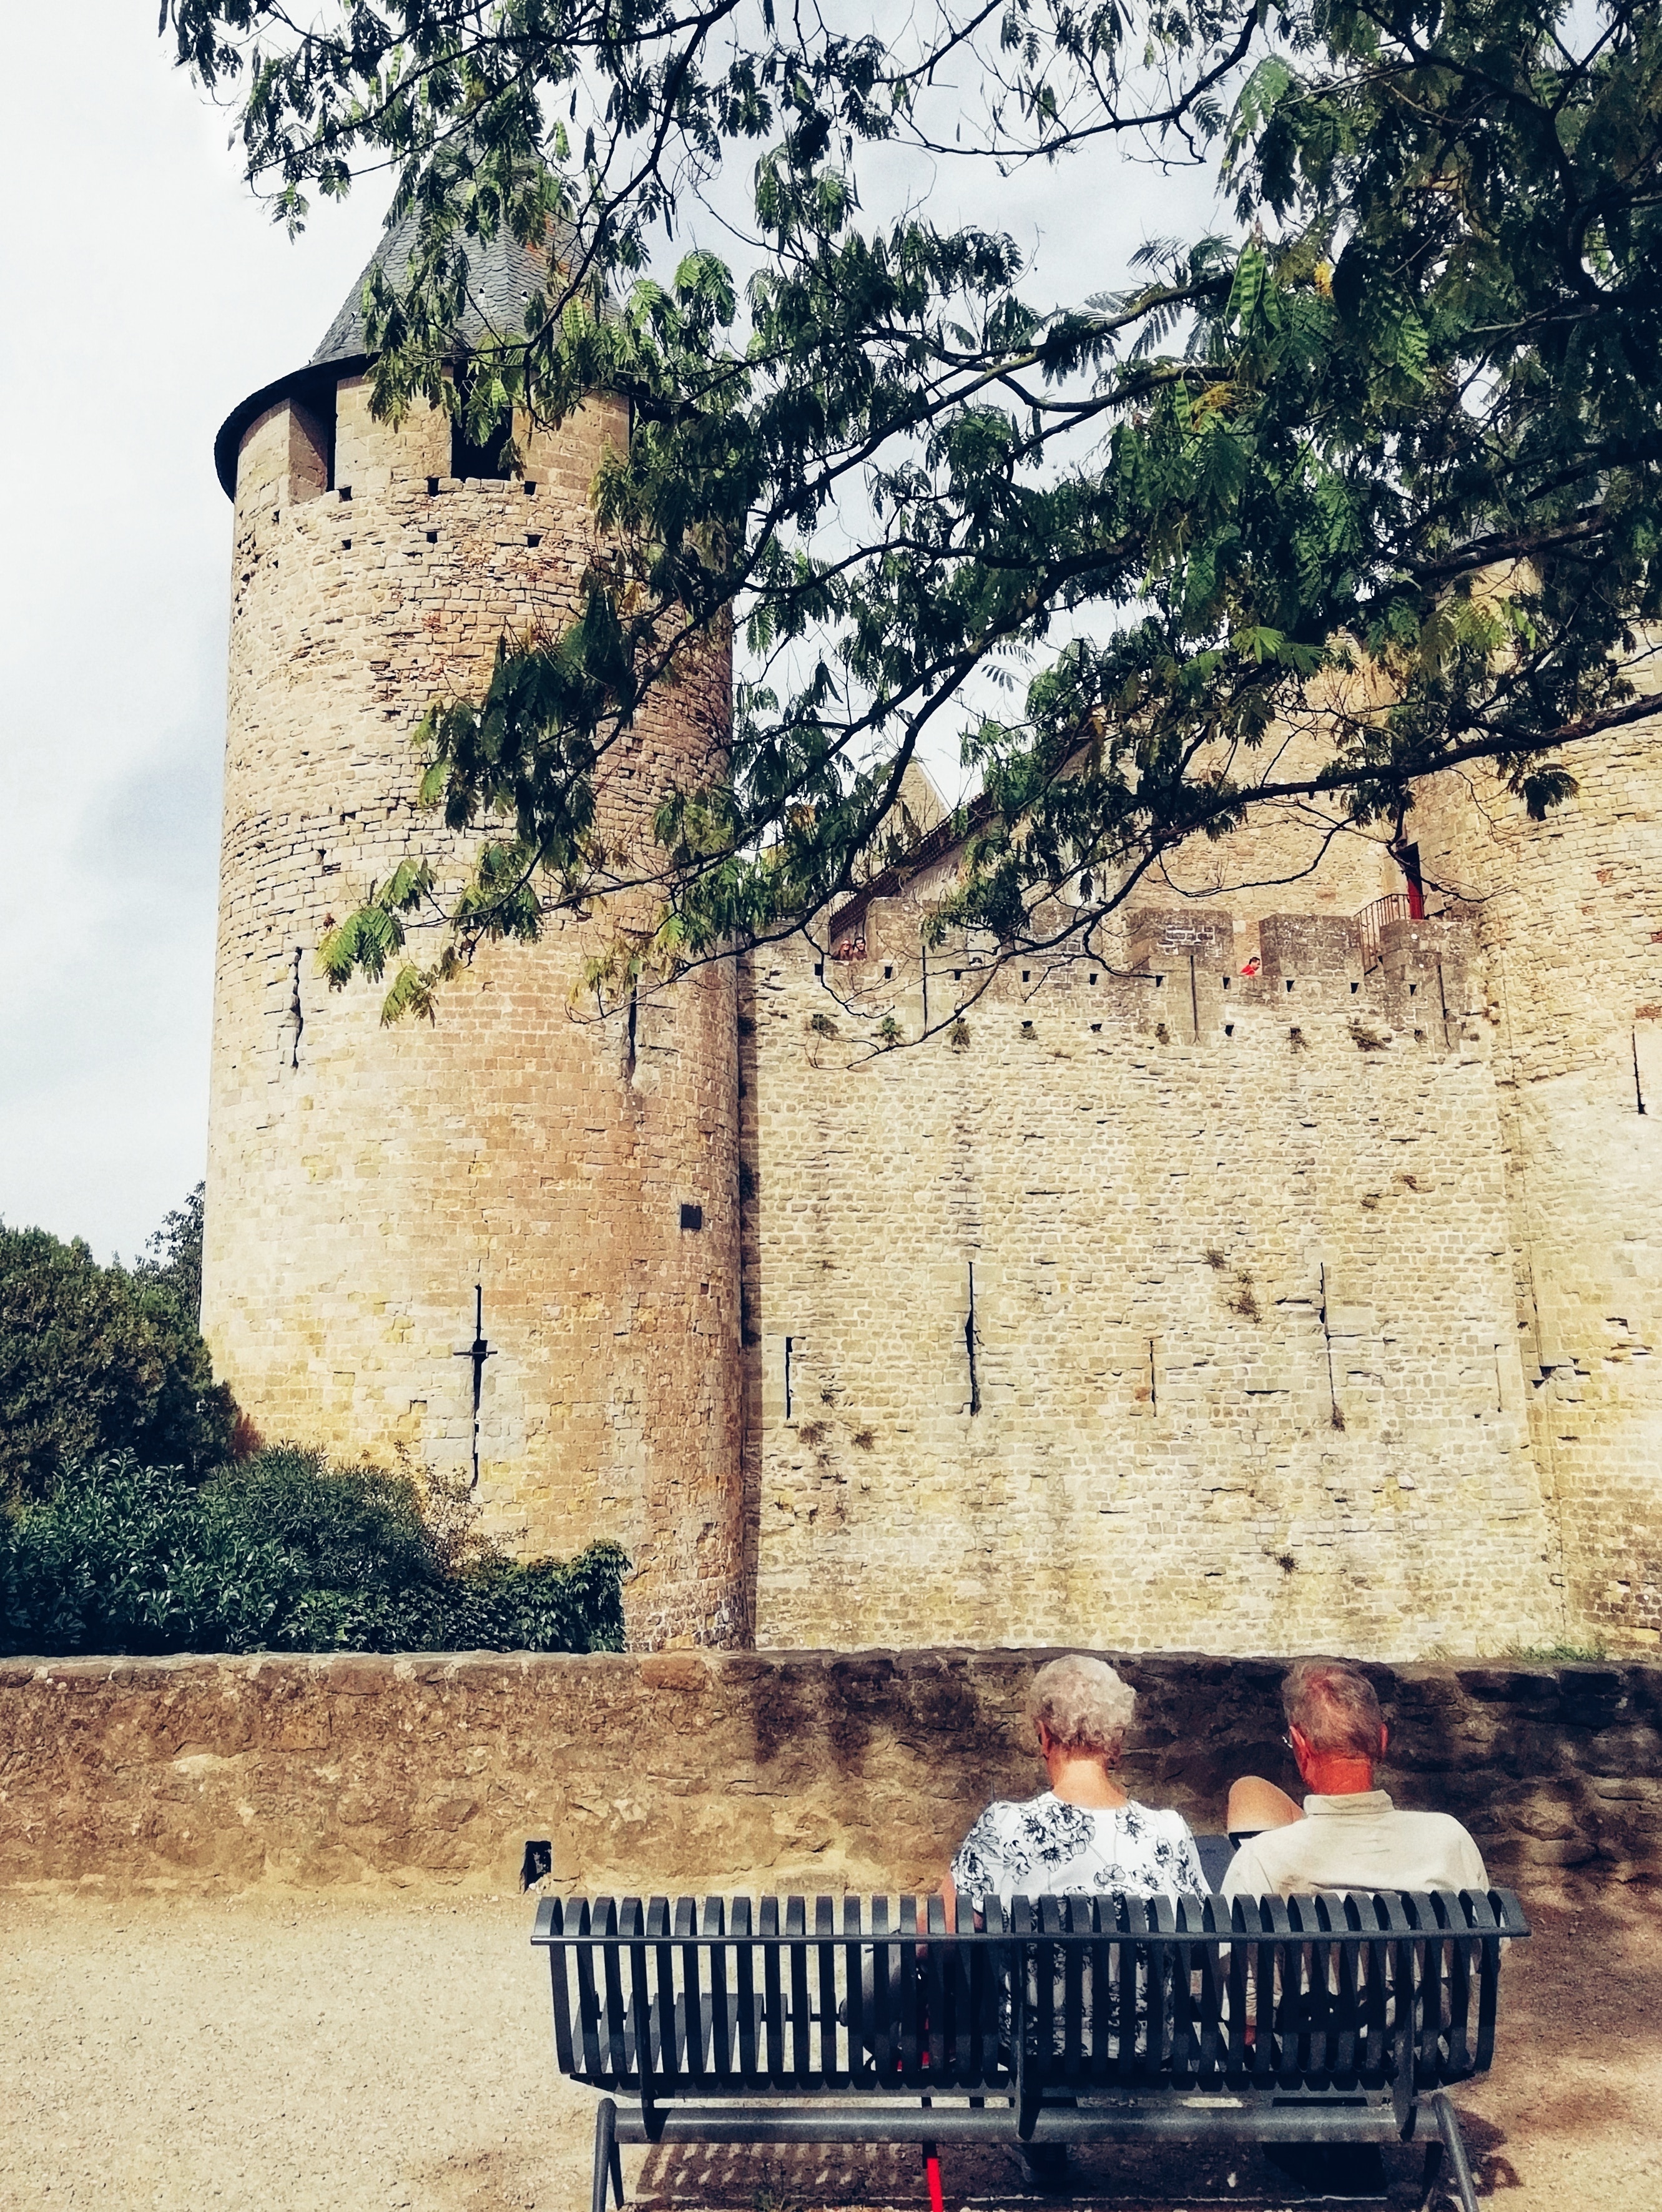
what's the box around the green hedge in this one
[0,1448,626,1657]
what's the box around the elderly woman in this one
[945,1654,1206,1920]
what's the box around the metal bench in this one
[533,1886,1529,2212]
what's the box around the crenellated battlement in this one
[760,900,1487,1066]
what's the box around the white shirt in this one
[1221,1789,1490,1902]
[951,1791,1207,1909]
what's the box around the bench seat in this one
[533,1887,1528,2212]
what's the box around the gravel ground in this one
[1,1877,1658,2211]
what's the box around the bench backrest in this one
[532,1888,1528,2104]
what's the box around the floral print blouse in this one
[951,1791,1207,1910]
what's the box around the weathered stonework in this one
[204,243,1662,1660]
[1,1649,1655,1893]
[206,373,743,1650]
[740,902,1561,1656]
[1412,724,1662,1650]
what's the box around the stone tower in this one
[202,215,745,1648]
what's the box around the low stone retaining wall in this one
[1,1648,1656,1894]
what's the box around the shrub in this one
[0,1196,237,1503]
[0,1448,627,1657]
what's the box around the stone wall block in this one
[1259,912,1362,981]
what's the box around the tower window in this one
[679,1202,704,1232]
[452,414,514,481]
[289,380,335,499]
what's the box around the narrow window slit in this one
[965,1264,980,1415]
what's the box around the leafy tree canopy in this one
[132,1180,207,1325]
[0,1202,237,1502]
[167,0,1662,1022]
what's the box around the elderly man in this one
[1222,1658,1488,1902]
[1221,1660,1488,2204]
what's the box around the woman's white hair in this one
[1025,1654,1137,1760]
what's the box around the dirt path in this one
[1,1877,1657,2211]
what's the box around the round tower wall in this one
[204,378,744,1649]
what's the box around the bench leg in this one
[1425,2090,1479,2212]
[592,2098,625,2212]
[1419,2140,1444,2212]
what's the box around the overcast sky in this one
[0,2,1219,1265]
[0,4,388,1261]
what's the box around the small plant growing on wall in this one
[1349,1018,1389,1051]
[850,1427,876,1450]
[809,1011,838,1038]
[1154,1020,1171,1044]
[1204,1247,1228,1271]
[949,1018,971,1051]
[1227,1269,1262,1321]
[877,1015,902,1048]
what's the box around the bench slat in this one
[706,1898,732,2078]
[733,1896,758,2082]
[760,1896,784,2084]
[573,1899,602,2085]
[649,1896,678,2088]
[815,1896,838,2086]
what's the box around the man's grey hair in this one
[1026,1655,1137,1760]
[1281,1659,1386,1760]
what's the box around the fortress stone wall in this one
[1412,725,1662,1649]
[739,904,1560,1657]
[202,225,1661,1655]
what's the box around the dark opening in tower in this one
[451,411,515,481]
[1397,842,1427,920]
[290,379,337,498]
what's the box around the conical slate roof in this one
[214,206,580,496]
[308,203,561,368]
